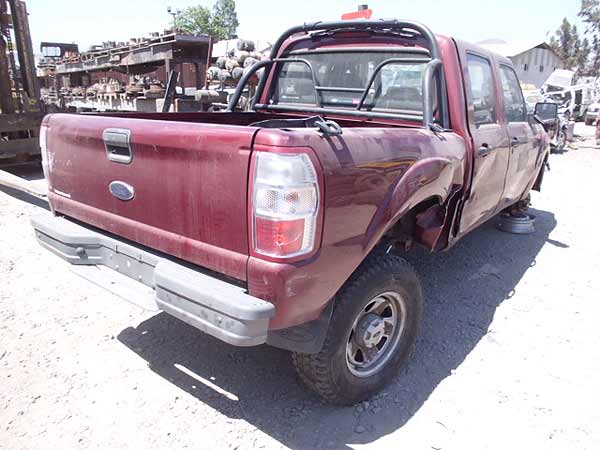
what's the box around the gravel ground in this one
[1,130,599,450]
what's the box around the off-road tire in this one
[292,253,423,405]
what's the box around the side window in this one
[375,63,426,112]
[467,54,497,127]
[499,66,527,122]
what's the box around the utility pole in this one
[167,6,180,31]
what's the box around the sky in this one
[25,0,583,53]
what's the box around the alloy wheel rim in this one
[346,291,406,378]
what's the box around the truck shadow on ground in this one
[118,208,557,450]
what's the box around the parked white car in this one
[523,89,544,114]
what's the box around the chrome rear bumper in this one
[31,213,275,346]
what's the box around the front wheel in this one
[292,253,423,405]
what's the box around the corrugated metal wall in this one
[511,48,565,88]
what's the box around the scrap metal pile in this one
[35,32,267,113]
[51,30,190,69]
[37,29,210,113]
[200,39,266,110]
[41,77,167,113]
[44,77,166,103]
[206,39,265,86]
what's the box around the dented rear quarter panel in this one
[249,34,472,329]
[250,126,467,329]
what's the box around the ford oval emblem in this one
[109,181,135,201]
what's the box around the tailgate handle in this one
[104,128,132,164]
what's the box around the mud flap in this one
[266,300,334,353]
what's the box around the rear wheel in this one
[292,253,423,405]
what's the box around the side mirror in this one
[533,102,558,127]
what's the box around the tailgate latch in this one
[104,128,133,164]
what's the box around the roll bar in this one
[226,20,448,129]
[267,19,442,65]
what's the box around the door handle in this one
[104,128,133,164]
[478,143,492,156]
[511,136,530,147]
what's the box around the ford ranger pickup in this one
[32,20,552,405]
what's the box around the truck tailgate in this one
[44,114,256,281]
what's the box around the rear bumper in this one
[31,213,275,346]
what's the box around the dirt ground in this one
[1,128,599,450]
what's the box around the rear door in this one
[458,52,511,235]
[496,64,538,207]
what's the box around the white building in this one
[478,39,565,88]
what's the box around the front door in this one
[458,52,511,235]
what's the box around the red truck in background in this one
[32,20,554,405]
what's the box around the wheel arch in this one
[362,157,464,254]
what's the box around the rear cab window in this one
[466,54,497,127]
[268,49,431,117]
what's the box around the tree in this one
[175,5,213,36]
[550,18,579,69]
[549,18,592,75]
[212,0,239,40]
[579,0,600,34]
[578,37,592,70]
[579,0,600,75]
[591,35,600,75]
[174,1,239,40]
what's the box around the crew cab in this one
[32,20,551,405]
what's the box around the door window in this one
[499,66,527,122]
[467,54,497,127]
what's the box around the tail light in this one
[252,151,320,258]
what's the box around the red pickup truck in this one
[32,20,552,405]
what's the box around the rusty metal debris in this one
[38,30,211,113]
[201,39,266,111]
[35,29,267,114]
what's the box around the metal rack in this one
[0,0,42,163]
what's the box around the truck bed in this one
[43,112,408,281]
